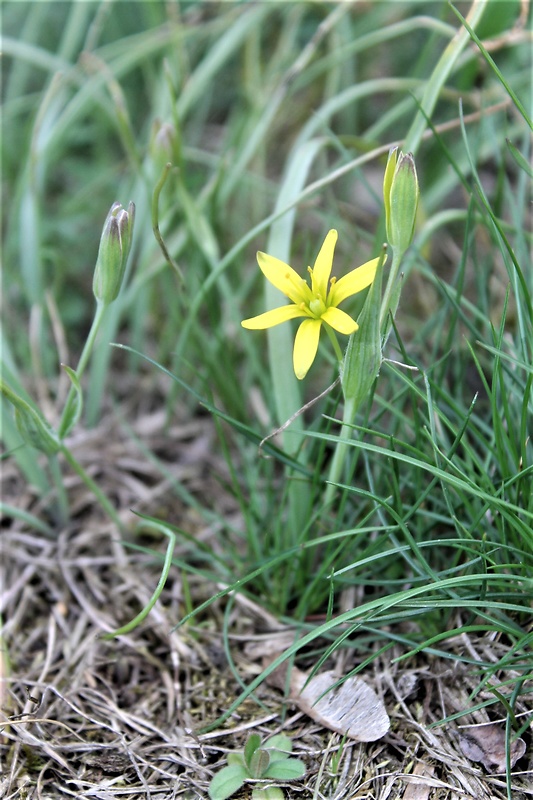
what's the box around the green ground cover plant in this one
[1,1,532,797]
[208,732,306,800]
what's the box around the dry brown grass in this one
[1,386,531,799]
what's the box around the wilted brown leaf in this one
[459,723,526,773]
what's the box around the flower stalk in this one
[326,149,418,502]
[241,149,418,510]
[58,201,135,440]
[2,201,136,530]
[324,246,387,507]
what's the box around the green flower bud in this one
[383,148,419,254]
[150,119,181,175]
[92,201,135,305]
[1,381,60,455]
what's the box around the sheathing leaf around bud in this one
[341,248,386,410]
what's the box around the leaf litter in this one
[1,378,532,799]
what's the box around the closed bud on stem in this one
[92,201,135,305]
[1,381,60,455]
[150,119,181,175]
[383,148,419,255]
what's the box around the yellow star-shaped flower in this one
[242,229,380,379]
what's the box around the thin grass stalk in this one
[60,445,124,533]
[47,453,70,527]
[100,522,176,638]
[403,0,487,155]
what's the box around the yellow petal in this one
[329,255,382,306]
[311,229,337,299]
[293,318,322,379]
[256,251,311,305]
[321,306,358,335]
[241,304,306,329]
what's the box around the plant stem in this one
[48,452,70,526]
[60,444,125,532]
[323,323,344,366]
[323,248,406,510]
[380,247,402,335]
[323,395,356,509]
[58,300,107,439]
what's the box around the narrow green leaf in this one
[506,139,533,179]
[100,522,176,639]
[404,0,487,153]
[450,3,532,129]
[58,365,83,439]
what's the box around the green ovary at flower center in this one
[309,296,327,318]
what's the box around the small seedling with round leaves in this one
[208,733,306,800]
